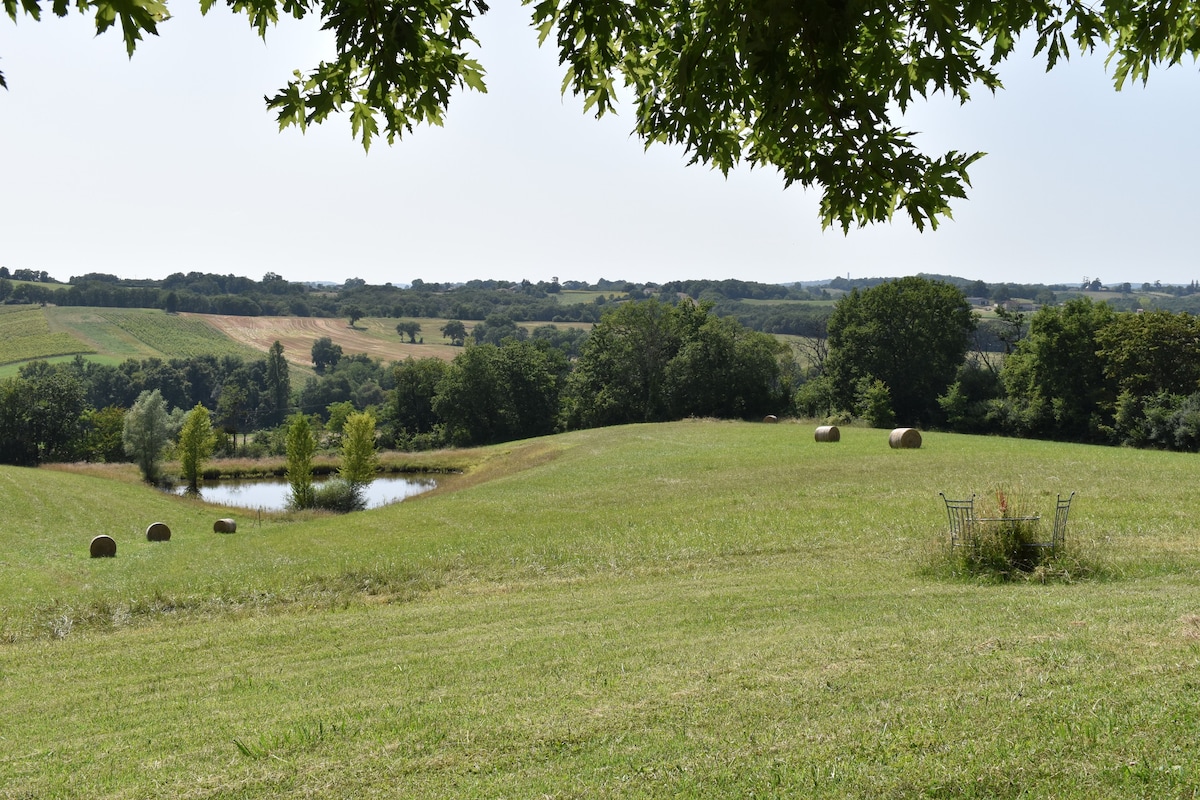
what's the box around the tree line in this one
[0,300,793,471]
[9,278,1200,475]
[0,347,291,466]
[795,280,1200,450]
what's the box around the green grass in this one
[4,422,1200,797]
[0,306,94,366]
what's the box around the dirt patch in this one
[191,314,463,367]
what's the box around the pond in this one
[173,474,437,511]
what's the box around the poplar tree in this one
[285,413,318,510]
[339,411,378,488]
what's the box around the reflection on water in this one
[175,474,436,511]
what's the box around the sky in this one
[1,4,1197,289]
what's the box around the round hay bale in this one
[145,522,171,542]
[213,518,237,534]
[763,414,778,424]
[89,535,117,558]
[888,427,922,449]
[814,425,841,443]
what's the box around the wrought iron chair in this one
[939,493,977,549]
[1019,491,1074,554]
[1050,492,1075,551]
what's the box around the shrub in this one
[311,479,365,513]
[792,375,837,419]
[856,378,895,429]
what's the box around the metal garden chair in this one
[1050,492,1075,551]
[939,493,977,549]
[1015,491,1075,554]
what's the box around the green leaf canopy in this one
[5,0,1198,228]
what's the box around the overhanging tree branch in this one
[4,0,1198,228]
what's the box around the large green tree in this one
[177,403,215,491]
[6,0,1195,230]
[565,299,684,429]
[123,389,170,483]
[263,340,291,424]
[566,299,788,428]
[395,321,422,343]
[388,356,449,441]
[433,340,562,446]
[34,371,86,463]
[1095,310,1200,449]
[439,320,468,346]
[999,297,1118,440]
[311,337,343,374]
[0,369,87,466]
[823,277,976,426]
[664,315,789,420]
[0,378,45,466]
[1095,310,1200,400]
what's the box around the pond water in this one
[174,474,437,511]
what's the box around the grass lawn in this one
[3,422,1200,797]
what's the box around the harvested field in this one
[194,314,467,366]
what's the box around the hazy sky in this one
[2,4,1197,288]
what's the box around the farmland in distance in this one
[0,306,94,369]
[35,307,266,366]
[197,314,471,367]
[2,308,497,377]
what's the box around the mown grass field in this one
[4,422,1200,797]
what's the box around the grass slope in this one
[0,306,93,367]
[3,422,1200,797]
[46,308,265,363]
